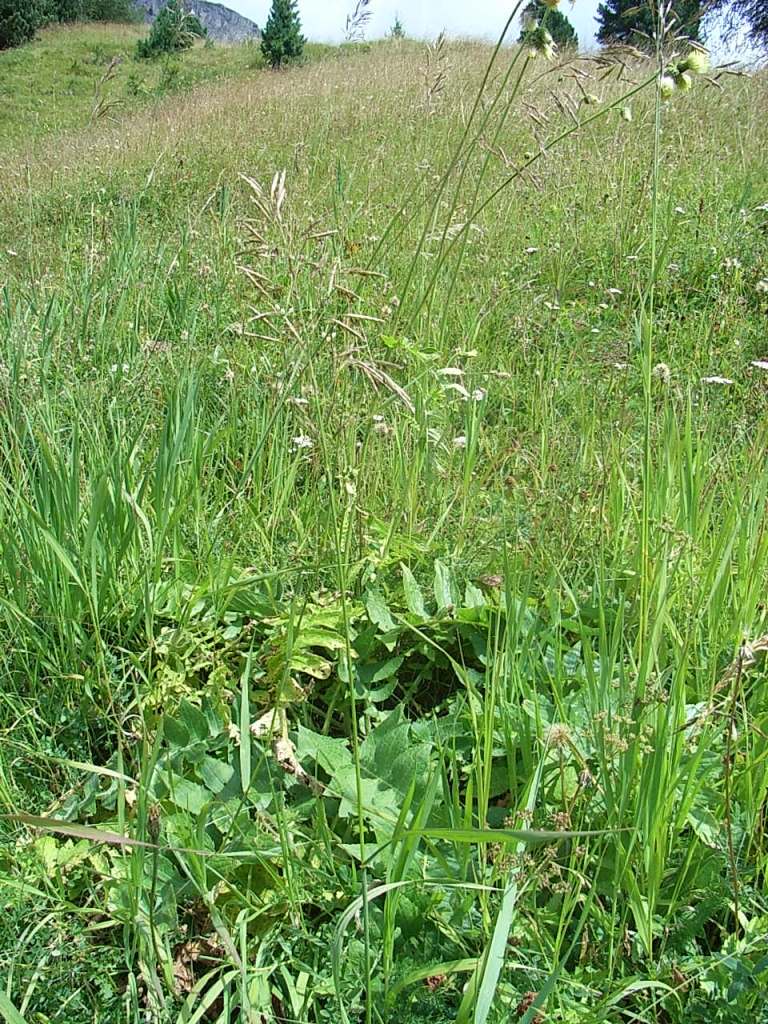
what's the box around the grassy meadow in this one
[1,17,768,1024]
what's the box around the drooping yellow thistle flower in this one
[682,48,710,74]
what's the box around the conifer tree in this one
[0,0,46,49]
[261,0,304,68]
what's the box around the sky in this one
[224,0,760,62]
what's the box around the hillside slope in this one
[0,21,259,147]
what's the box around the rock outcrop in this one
[134,0,260,43]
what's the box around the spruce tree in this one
[260,0,304,68]
[519,0,578,49]
[0,0,46,49]
[596,0,701,47]
[136,0,205,59]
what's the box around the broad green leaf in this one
[199,756,234,794]
[163,714,190,749]
[433,559,455,610]
[178,699,209,742]
[296,725,352,776]
[294,627,347,651]
[464,582,486,608]
[687,804,721,848]
[289,650,332,679]
[401,564,427,618]
[163,772,210,814]
[364,588,396,631]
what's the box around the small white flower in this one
[674,206,686,215]
[110,364,118,374]
[653,362,671,383]
[287,395,309,406]
[291,434,314,450]
[750,360,768,370]
[453,435,468,449]
[756,279,768,294]
[437,367,464,377]
[524,246,540,255]
[606,287,623,296]
[723,257,742,271]
[472,387,487,402]
[701,376,734,385]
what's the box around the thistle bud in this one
[541,0,561,7]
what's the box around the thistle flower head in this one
[681,47,709,74]
[676,70,693,93]
[541,0,561,8]
[659,74,676,100]
[527,26,556,60]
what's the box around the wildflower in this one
[520,10,538,31]
[453,435,467,449]
[653,362,671,383]
[723,257,742,271]
[472,387,487,402]
[756,279,768,294]
[541,0,560,7]
[547,723,572,749]
[444,382,471,399]
[681,47,709,74]
[751,360,768,370]
[437,367,464,377]
[676,70,693,93]
[620,105,632,122]
[659,75,676,100]
[527,26,556,60]
[291,434,314,450]
[701,375,734,385]
[287,395,309,407]
[674,206,686,215]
